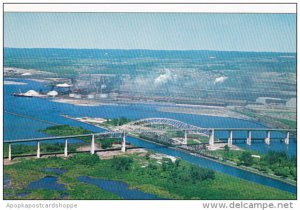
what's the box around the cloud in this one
[214,76,228,85]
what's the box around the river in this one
[4,78,297,194]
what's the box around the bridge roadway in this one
[4,132,127,161]
[207,128,296,147]
[121,117,296,146]
[4,117,297,161]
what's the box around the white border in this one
[4,3,296,13]
[1,1,299,210]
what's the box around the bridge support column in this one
[184,130,187,145]
[246,131,252,145]
[228,130,233,147]
[265,131,270,145]
[91,134,95,154]
[121,133,126,152]
[284,132,290,145]
[37,141,40,158]
[64,139,68,157]
[209,129,215,146]
[8,143,12,161]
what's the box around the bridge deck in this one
[4,132,123,143]
[3,146,144,159]
[211,128,296,132]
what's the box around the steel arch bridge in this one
[120,118,209,145]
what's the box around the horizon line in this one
[4,47,296,54]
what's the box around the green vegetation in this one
[138,133,172,146]
[41,125,124,150]
[100,138,121,149]
[166,130,209,144]
[276,118,296,129]
[112,156,134,171]
[234,107,296,129]
[4,125,296,199]
[187,139,199,145]
[211,147,296,181]
[262,151,296,179]
[104,117,131,126]
[238,151,254,166]
[69,154,100,166]
[4,153,295,200]
[40,125,91,142]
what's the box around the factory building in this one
[256,97,286,105]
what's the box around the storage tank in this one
[47,90,58,97]
[24,90,40,97]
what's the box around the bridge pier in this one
[91,134,95,154]
[246,131,252,145]
[184,130,187,145]
[228,130,233,147]
[265,131,271,145]
[209,129,215,146]
[37,141,40,158]
[284,132,290,145]
[8,143,12,161]
[64,139,68,157]
[121,133,126,152]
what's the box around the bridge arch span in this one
[124,118,205,131]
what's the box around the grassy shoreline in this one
[51,119,298,186]
[4,123,296,187]
[129,132,297,187]
[4,153,296,200]
[4,124,296,200]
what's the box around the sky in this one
[4,13,296,52]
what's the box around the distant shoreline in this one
[4,80,27,85]
[157,105,250,120]
[4,47,296,55]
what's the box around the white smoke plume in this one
[154,69,176,86]
[214,76,228,85]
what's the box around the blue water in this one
[4,79,297,194]
[27,176,66,191]
[4,174,11,189]
[4,79,296,155]
[77,176,161,199]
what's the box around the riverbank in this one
[4,81,27,85]
[157,105,250,120]
[233,106,296,129]
[52,98,104,107]
[61,116,297,187]
[128,132,297,187]
[178,147,296,186]
[4,152,296,200]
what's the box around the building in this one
[256,97,286,105]
[47,90,58,97]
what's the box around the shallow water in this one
[77,176,162,200]
[4,174,11,189]
[27,176,66,191]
